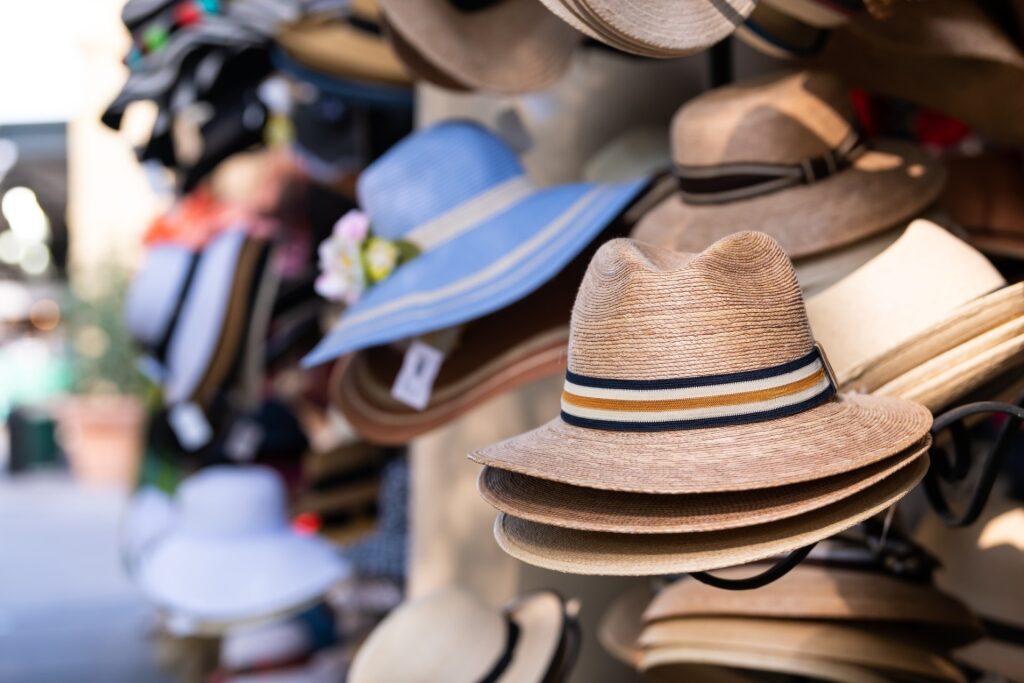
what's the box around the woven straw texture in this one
[470,235,931,494]
[477,440,924,533]
[644,566,980,647]
[639,619,966,683]
[642,647,891,683]
[379,0,577,94]
[493,454,927,575]
[632,71,944,259]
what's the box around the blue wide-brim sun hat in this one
[302,121,647,367]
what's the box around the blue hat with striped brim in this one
[302,121,648,367]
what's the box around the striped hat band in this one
[561,345,838,432]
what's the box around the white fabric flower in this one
[315,210,370,305]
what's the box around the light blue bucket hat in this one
[302,121,648,367]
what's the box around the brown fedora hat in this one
[348,587,573,683]
[493,453,927,575]
[632,70,944,261]
[644,565,981,648]
[807,220,1024,399]
[470,234,931,495]
[378,0,579,94]
[813,0,1024,145]
[940,154,1024,261]
[329,252,586,445]
[536,0,755,58]
[640,618,967,683]
[274,0,411,86]
[477,440,926,533]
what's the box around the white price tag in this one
[168,402,213,451]
[223,419,264,463]
[390,340,445,411]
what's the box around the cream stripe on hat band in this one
[561,345,838,431]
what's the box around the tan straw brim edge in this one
[477,438,927,533]
[877,324,1024,412]
[644,565,981,647]
[470,393,931,494]
[276,20,411,85]
[581,0,756,54]
[378,0,578,93]
[632,140,945,261]
[641,645,894,683]
[492,453,927,576]
[503,592,568,683]
[640,618,966,683]
[598,584,652,667]
[954,638,1024,683]
[334,329,568,445]
[849,282,1024,393]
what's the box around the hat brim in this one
[379,0,578,93]
[642,646,892,683]
[479,439,926,533]
[852,282,1024,393]
[471,393,930,494]
[139,533,349,623]
[598,584,652,667]
[275,18,411,86]
[492,454,927,575]
[502,591,570,683]
[304,179,647,367]
[124,244,195,349]
[640,618,966,683]
[877,318,1024,411]
[632,140,945,260]
[645,565,981,648]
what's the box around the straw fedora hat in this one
[639,618,967,683]
[139,467,350,629]
[940,154,1024,262]
[917,489,1024,681]
[377,0,579,94]
[735,3,831,61]
[812,0,1024,145]
[644,565,981,647]
[806,219,1024,401]
[472,233,931,574]
[535,0,756,58]
[348,587,573,683]
[598,583,651,667]
[274,0,410,87]
[632,70,944,260]
[301,121,648,369]
[643,649,892,683]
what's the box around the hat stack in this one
[300,121,650,442]
[917,488,1024,681]
[807,219,1024,411]
[348,587,580,683]
[378,0,579,93]
[631,70,945,297]
[470,233,933,576]
[598,557,980,681]
[534,0,756,57]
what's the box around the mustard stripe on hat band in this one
[674,130,865,205]
[561,346,837,431]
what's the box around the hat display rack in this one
[101,1,1024,681]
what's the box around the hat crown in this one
[568,233,814,379]
[178,466,289,538]
[672,71,856,167]
[357,122,525,241]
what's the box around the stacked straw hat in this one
[806,219,1024,411]
[631,70,945,293]
[348,587,580,683]
[917,488,1024,681]
[810,0,1024,146]
[301,121,651,444]
[377,0,579,93]
[469,233,933,576]
[534,0,756,58]
[609,559,980,682]
[138,466,350,634]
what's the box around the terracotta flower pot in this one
[56,394,145,488]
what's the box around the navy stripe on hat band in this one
[560,385,836,432]
[565,347,822,391]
